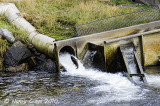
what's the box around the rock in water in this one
[4,41,32,67]
[34,59,57,73]
[0,28,15,43]
[6,63,29,72]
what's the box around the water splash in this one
[59,53,148,104]
[82,50,97,67]
[146,74,160,89]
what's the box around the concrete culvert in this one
[59,46,78,70]
[59,46,75,55]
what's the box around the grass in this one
[111,0,130,5]
[0,17,28,39]
[0,40,9,68]
[0,16,28,69]
[1,0,144,40]
[0,0,152,68]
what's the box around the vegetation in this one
[0,0,152,68]
[0,40,9,68]
[1,0,145,40]
[0,17,28,39]
[0,16,28,68]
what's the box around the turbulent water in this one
[82,50,97,67]
[60,53,160,105]
[0,53,160,105]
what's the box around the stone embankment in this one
[0,28,57,72]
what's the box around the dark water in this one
[0,66,160,106]
[0,71,97,106]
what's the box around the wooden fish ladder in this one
[120,40,147,84]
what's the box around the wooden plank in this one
[130,74,144,77]
[119,40,147,83]
[120,47,132,80]
[139,35,145,68]
[134,51,144,74]
[103,42,107,72]
[134,51,147,83]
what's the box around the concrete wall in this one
[103,31,160,73]
[52,20,160,60]
[143,33,160,65]
[51,20,160,71]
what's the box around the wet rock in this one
[31,48,37,52]
[36,56,46,63]
[60,66,67,72]
[39,54,46,60]
[0,28,15,43]
[6,63,29,72]
[27,44,41,56]
[34,51,41,56]
[34,59,57,73]
[4,41,32,67]
[28,56,37,68]
[27,44,34,49]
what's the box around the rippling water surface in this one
[0,53,160,106]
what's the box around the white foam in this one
[146,74,160,89]
[59,53,148,104]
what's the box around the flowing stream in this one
[0,53,160,105]
[59,53,160,105]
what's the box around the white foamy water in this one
[124,47,142,84]
[59,53,149,104]
[146,74,160,89]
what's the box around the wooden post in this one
[103,41,107,72]
[139,35,145,69]
[120,47,132,81]
[134,51,147,83]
